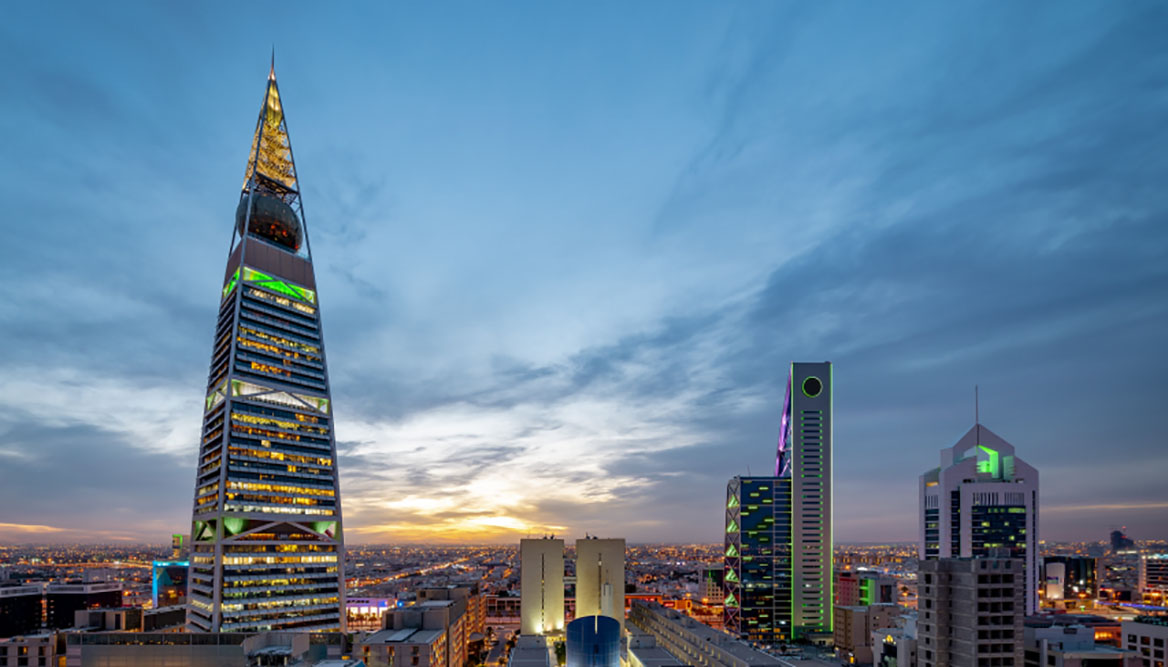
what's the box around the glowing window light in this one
[242,267,316,304]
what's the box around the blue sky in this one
[0,3,1165,544]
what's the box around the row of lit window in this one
[222,595,338,612]
[232,412,329,435]
[239,325,319,355]
[224,493,332,508]
[238,336,319,365]
[232,424,320,445]
[238,334,320,364]
[240,310,319,344]
[225,576,337,589]
[224,503,334,516]
[240,300,318,336]
[247,287,316,317]
[226,480,335,497]
[228,445,332,467]
[223,544,336,554]
[219,555,338,565]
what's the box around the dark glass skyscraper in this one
[724,476,792,644]
[187,63,345,632]
[725,361,833,643]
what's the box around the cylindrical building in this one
[566,615,620,667]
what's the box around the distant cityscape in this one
[3,24,1166,667]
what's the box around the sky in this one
[0,3,1166,545]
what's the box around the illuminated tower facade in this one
[919,424,1039,615]
[724,361,833,643]
[187,62,345,632]
[520,538,565,635]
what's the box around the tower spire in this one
[243,59,297,195]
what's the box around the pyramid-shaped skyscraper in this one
[187,62,346,632]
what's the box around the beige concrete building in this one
[575,538,626,632]
[520,538,565,636]
[628,600,784,667]
[835,603,902,664]
[918,556,1024,667]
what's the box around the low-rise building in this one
[627,633,683,667]
[627,599,783,667]
[835,604,901,664]
[1024,624,1140,667]
[1122,617,1168,667]
[62,631,347,667]
[360,627,449,667]
[0,583,44,637]
[508,635,551,667]
[0,633,59,667]
[872,614,917,667]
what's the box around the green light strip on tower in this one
[728,495,739,509]
[222,268,240,300]
[725,569,739,582]
[726,543,738,558]
[241,267,316,304]
[727,519,738,533]
[977,445,1000,477]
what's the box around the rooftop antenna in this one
[975,385,980,445]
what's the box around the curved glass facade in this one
[566,615,621,667]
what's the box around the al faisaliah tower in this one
[187,61,346,632]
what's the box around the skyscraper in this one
[187,62,345,632]
[575,538,626,633]
[919,424,1039,615]
[725,361,833,643]
[520,537,565,636]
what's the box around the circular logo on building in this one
[802,376,823,398]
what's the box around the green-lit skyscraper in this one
[725,362,832,643]
[187,62,345,632]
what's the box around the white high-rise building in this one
[575,538,626,632]
[521,538,565,635]
[920,424,1039,614]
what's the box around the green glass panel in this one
[726,519,738,533]
[223,517,246,536]
[222,268,240,300]
[725,569,739,583]
[726,543,738,558]
[727,495,739,509]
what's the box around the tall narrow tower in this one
[187,62,346,632]
[919,424,1039,614]
[724,361,832,644]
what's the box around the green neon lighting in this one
[242,266,316,304]
[222,517,246,536]
[725,569,739,583]
[726,543,738,558]
[725,592,738,608]
[193,520,213,542]
[311,521,337,537]
[222,268,240,300]
[726,519,738,533]
[728,495,739,509]
[977,445,1000,478]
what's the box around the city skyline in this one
[2,3,1167,546]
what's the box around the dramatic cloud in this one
[0,3,1165,544]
